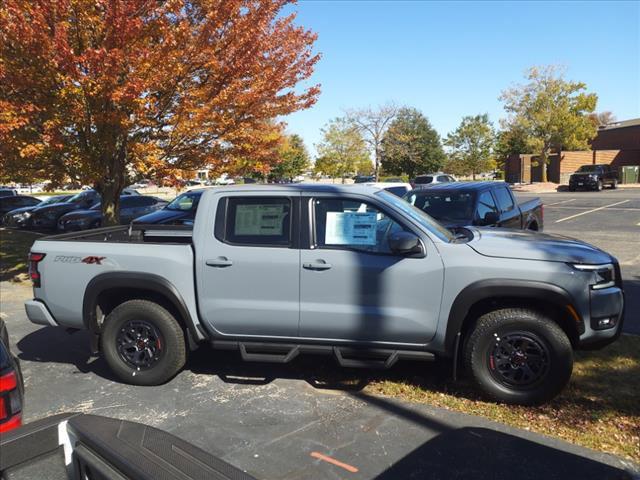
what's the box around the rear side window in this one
[384,186,408,197]
[414,176,433,185]
[223,197,291,246]
[476,191,498,220]
[437,175,449,182]
[494,187,514,212]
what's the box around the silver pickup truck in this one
[24,184,624,405]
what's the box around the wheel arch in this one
[82,272,206,349]
[445,279,583,357]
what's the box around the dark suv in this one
[569,164,618,191]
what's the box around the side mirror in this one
[481,211,499,225]
[389,231,423,256]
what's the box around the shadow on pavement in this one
[352,393,632,480]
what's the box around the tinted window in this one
[577,165,598,173]
[19,197,40,207]
[414,176,433,185]
[167,191,202,211]
[407,191,476,222]
[384,186,408,197]
[122,196,154,207]
[437,176,449,182]
[476,191,498,220]
[225,197,291,246]
[313,198,406,254]
[0,190,15,198]
[494,187,514,212]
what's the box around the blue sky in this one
[282,0,640,155]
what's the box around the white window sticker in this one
[235,204,286,236]
[325,211,377,245]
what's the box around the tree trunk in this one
[100,184,122,226]
[374,147,380,181]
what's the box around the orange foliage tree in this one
[0,0,319,223]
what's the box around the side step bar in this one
[211,341,435,369]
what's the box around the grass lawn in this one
[367,334,640,463]
[0,228,42,282]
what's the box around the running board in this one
[211,341,435,369]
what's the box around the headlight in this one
[571,263,615,289]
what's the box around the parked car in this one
[569,164,618,191]
[3,194,72,228]
[405,182,543,231]
[26,184,623,405]
[0,195,41,221]
[57,195,167,232]
[0,413,256,479]
[133,189,203,226]
[0,188,18,198]
[354,175,375,183]
[363,182,413,197]
[28,189,139,230]
[0,319,24,433]
[411,172,456,188]
[16,184,44,194]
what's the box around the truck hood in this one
[468,228,613,264]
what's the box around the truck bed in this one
[43,224,194,244]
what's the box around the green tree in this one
[381,108,445,178]
[494,126,528,172]
[445,114,495,180]
[314,118,371,182]
[499,66,597,182]
[270,134,310,181]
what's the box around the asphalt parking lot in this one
[0,188,638,479]
[516,188,640,335]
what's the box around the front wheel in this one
[464,308,573,405]
[596,180,603,191]
[101,299,186,386]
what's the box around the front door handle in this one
[303,260,332,271]
[206,257,233,268]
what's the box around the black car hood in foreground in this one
[468,228,613,264]
[133,208,194,225]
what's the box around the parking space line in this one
[546,199,576,206]
[555,200,630,223]
[311,452,359,473]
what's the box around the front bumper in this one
[569,177,599,189]
[24,300,59,327]
[577,286,624,349]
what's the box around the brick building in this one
[505,118,640,184]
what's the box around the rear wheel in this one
[464,308,573,405]
[101,300,186,386]
[611,179,618,189]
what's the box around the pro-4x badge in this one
[81,256,106,265]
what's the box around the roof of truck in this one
[204,183,384,194]
[412,181,508,192]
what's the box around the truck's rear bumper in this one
[24,300,58,327]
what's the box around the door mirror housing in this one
[389,231,423,256]
[480,211,500,226]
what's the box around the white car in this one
[411,173,456,187]
[16,184,44,194]
[362,182,413,197]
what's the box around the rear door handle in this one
[303,261,332,271]
[206,257,233,267]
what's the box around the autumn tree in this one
[381,108,445,178]
[269,134,310,181]
[589,111,616,127]
[0,0,319,224]
[499,66,597,182]
[347,103,399,181]
[314,118,371,182]
[445,114,495,180]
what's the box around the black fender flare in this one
[82,272,207,343]
[444,279,582,355]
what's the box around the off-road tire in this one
[464,308,573,405]
[101,299,186,386]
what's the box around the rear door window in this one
[223,197,291,246]
[494,187,515,212]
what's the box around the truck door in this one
[494,186,521,228]
[195,193,300,338]
[299,195,444,345]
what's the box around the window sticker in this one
[235,204,286,236]
[325,211,377,245]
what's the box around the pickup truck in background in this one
[24,185,623,405]
[569,164,618,191]
[405,182,543,231]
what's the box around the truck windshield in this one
[166,191,202,211]
[577,165,599,173]
[375,190,455,242]
[406,191,476,222]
